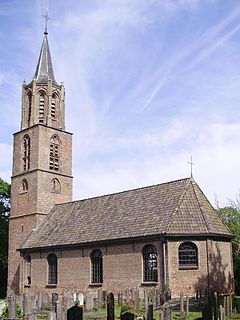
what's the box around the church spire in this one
[34,31,56,84]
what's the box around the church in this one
[8,28,234,299]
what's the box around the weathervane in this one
[187,154,195,178]
[42,9,51,35]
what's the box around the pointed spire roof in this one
[34,31,56,84]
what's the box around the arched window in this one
[51,94,56,119]
[27,93,32,126]
[178,242,198,269]
[51,178,61,193]
[21,179,28,192]
[91,250,103,284]
[47,254,57,285]
[23,135,30,171]
[143,245,158,282]
[39,93,45,123]
[24,255,31,285]
[49,135,60,171]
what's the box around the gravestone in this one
[152,289,157,308]
[66,291,75,310]
[134,289,140,315]
[86,293,94,311]
[98,289,103,310]
[180,292,184,318]
[102,290,107,304]
[121,311,134,320]
[42,292,51,310]
[48,310,57,320]
[78,292,84,306]
[8,294,16,319]
[56,299,63,320]
[147,304,153,320]
[67,305,83,320]
[23,292,32,318]
[118,291,123,307]
[37,291,43,310]
[107,293,115,320]
[144,289,149,311]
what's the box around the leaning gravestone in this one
[67,305,83,320]
[107,293,115,320]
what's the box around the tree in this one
[218,197,240,295]
[0,178,10,298]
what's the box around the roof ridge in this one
[166,178,192,232]
[53,177,192,207]
[190,179,210,233]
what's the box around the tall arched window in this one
[143,245,158,282]
[178,242,198,269]
[47,254,57,285]
[91,250,103,284]
[39,93,45,123]
[51,94,56,120]
[27,93,32,126]
[49,135,60,171]
[21,179,28,192]
[23,135,30,171]
[24,255,31,285]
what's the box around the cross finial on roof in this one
[187,154,195,178]
[42,9,51,35]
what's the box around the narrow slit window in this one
[91,250,103,284]
[27,93,32,126]
[47,254,57,285]
[23,135,30,171]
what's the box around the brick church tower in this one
[8,28,73,293]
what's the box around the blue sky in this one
[1,0,240,206]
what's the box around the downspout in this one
[206,239,210,293]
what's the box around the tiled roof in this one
[21,178,232,250]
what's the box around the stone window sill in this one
[179,266,198,270]
[89,283,103,287]
[141,282,158,286]
[45,284,57,288]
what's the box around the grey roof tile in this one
[21,178,232,250]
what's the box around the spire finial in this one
[42,9,51,35]
[187,154,195,178]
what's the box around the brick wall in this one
[20,238,233,297]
